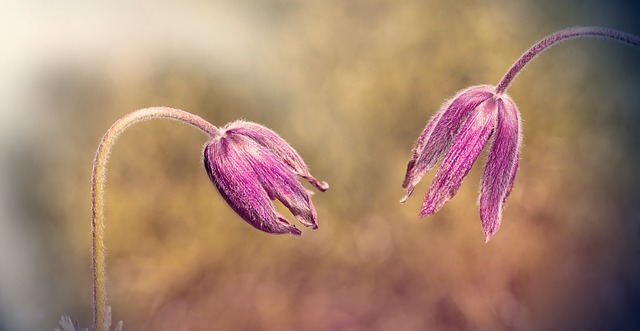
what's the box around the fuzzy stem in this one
[91,107,218,331]
[495,26,640,94]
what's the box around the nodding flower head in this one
[203,120,329,235]
[402,85,522,242]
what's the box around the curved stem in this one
[496,26,640,94]
[91,107,219,331]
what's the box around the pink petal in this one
[479,96,522,242]
[204,135,305,235]
[402,85,494,202]
[401,109,444,202]
[420,98,499,217]
[225,121,329,191]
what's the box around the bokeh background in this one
[1,1,640,330]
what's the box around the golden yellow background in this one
[0,1,639,330]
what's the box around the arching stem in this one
[496,26,640,94]
[91,107,219,331]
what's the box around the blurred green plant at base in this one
[1,1,639,330]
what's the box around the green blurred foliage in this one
[3,0,640,330]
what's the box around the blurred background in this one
[1,0,640,330]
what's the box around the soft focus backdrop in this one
[1,1,640,330]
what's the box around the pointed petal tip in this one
[419,192,444,218]
[278,208,318,232]
[274,214,303,235]
[400,186,415,204]
[418,205,435,218]
[481,218,500,243]
[483,229,496,243]
[298,215,319,230]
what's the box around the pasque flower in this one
[204,120,329,235]
[402,86,521,242]
[401,26,640,242]
[87,108,328,331]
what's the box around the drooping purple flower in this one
[400,27,640,242]
[203,120,329,235]
[402,85,522,242]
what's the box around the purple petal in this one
[503,157,519,205]
[237,135,320,230]
[402,85,494,202]
[225,121,329,191]
[401,109,444,202]
[420,98,499,217]
[479,96,522,242]
[203,134,310,235]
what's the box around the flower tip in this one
[271,214,305,235]
[400,184,416,204]
[482,220,500,243]
[300,216,319,231]
[418,206,435,218]
[318,181,330,191]
[483,230,496,243]
[302,175,329,192]
[399,191,412,204]
[419,196,442,218]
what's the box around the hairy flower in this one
[402,85,521,242]
[204,120,329,235]
[400,27,640,242]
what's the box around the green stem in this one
[91,107,218,331]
